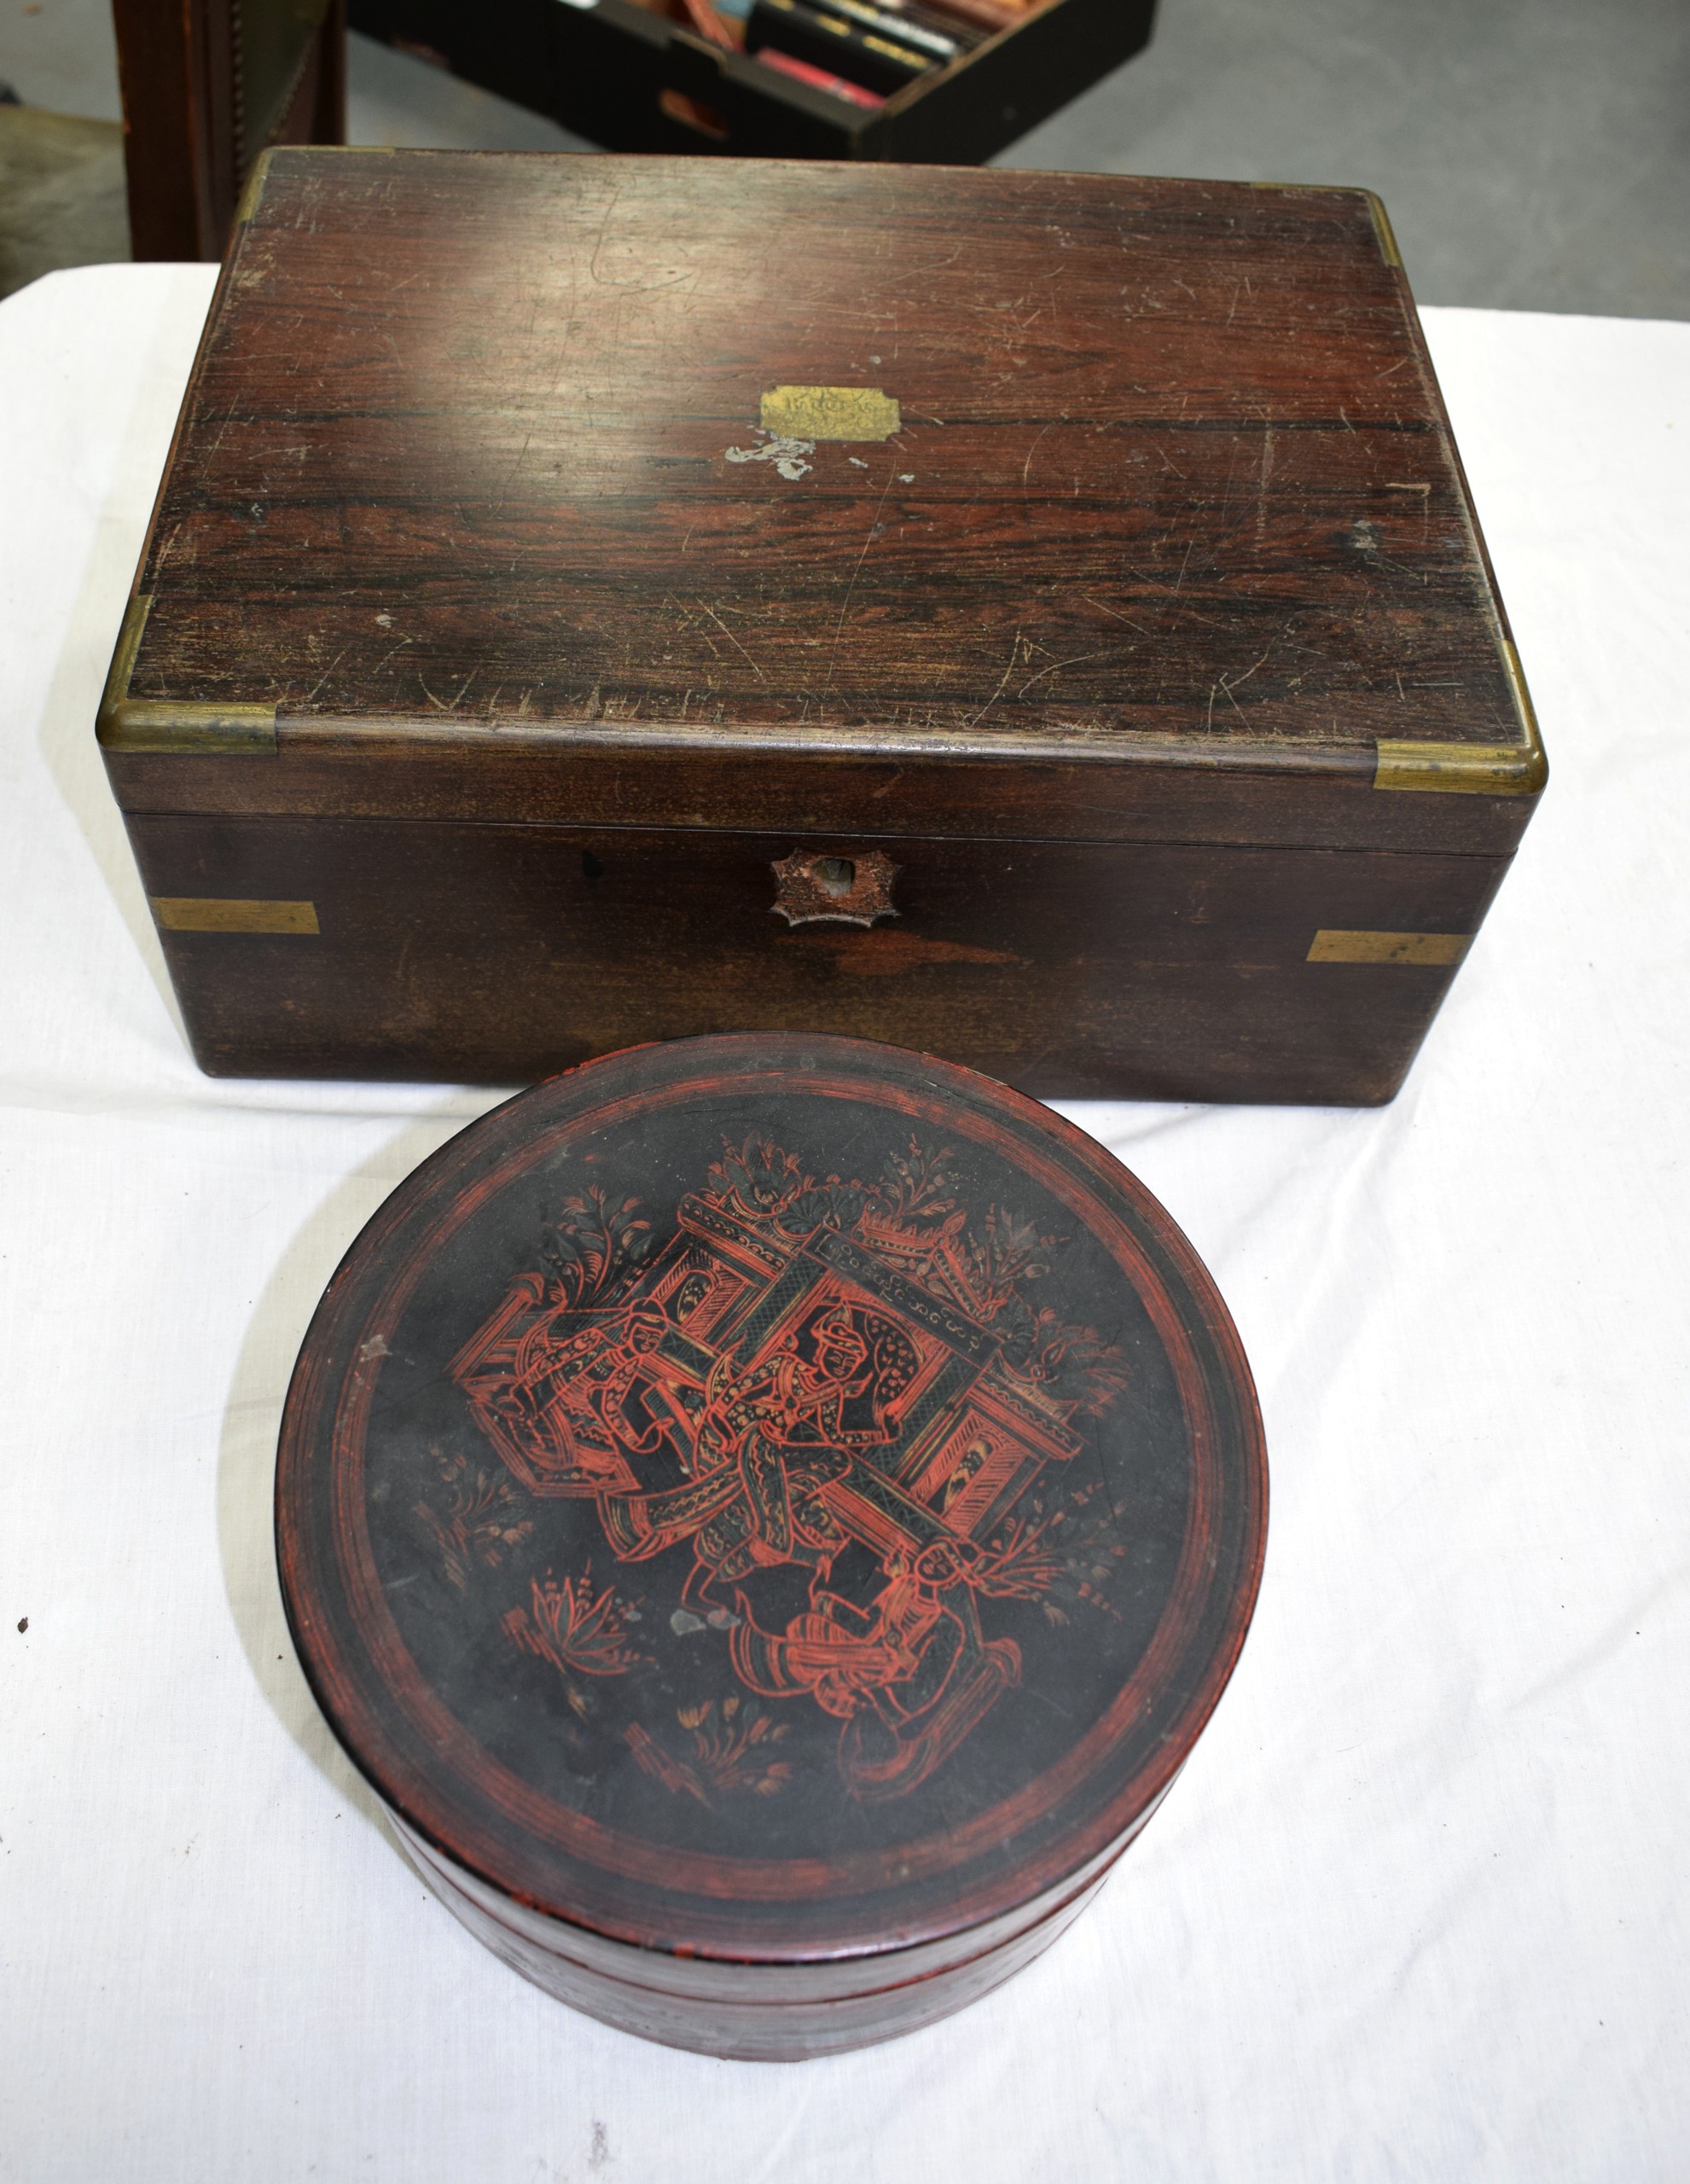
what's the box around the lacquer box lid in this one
[276,1036,1266,2013]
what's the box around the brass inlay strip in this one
[1364,190,1403,268]
[1376,630,1547,793]
[235,143,397,226]
[759,386,902,441]
[98,592,281,754]
[103,701,279,755]
[232,148,274,226]
[1242,180,1401,265]
[151,897,320,935]
[1374,714,1547,796]
[1308,929,1470,967]
[1375,741,1519,793]
[96,592,152,735]
[1501,638,1542,746]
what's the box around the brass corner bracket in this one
[96,595,278,755]
[1375,642,1547,796]
[1363,191,1403,270]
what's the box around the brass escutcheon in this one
[770,848,900,928]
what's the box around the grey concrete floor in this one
[1003,0,1690,320]
[0,103,125,294]
[0,0,1684,315]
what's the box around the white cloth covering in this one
[0,262,1685,2182]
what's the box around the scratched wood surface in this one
[102,154,1542,1097]
[128,154,1518,758]
[129,812,1504,1099]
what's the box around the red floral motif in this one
[624,1696,794,1808]
[504,1567,647,1707]
[413,1452,533,1591]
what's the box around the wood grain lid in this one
[101,155,1542,857]
[276,1035,1266,1972]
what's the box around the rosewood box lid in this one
[276,1036,1266,1987]
[102,151,1542,857]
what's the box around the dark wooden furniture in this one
[113,0,346,262]
[347,0,1153,162]
[276,1033,1268,2056]
[98,153,1546,1102]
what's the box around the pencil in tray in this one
[909,0,1037,33]
[752,46,888,102]
[814,0,973,60]
[747,0,935,93]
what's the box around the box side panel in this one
[123,815,1512,1102]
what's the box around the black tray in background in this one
[348,0,1154,162]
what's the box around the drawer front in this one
[127,816,1510,1101]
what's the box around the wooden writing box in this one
[276,1034,1267,2057]
[99,150,1546,1103]
[347,0,1154,165]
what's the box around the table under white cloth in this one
[2,261,1685,2182]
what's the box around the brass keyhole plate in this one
[770,848,900,928]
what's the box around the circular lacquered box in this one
[277,1034,1266,2059]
